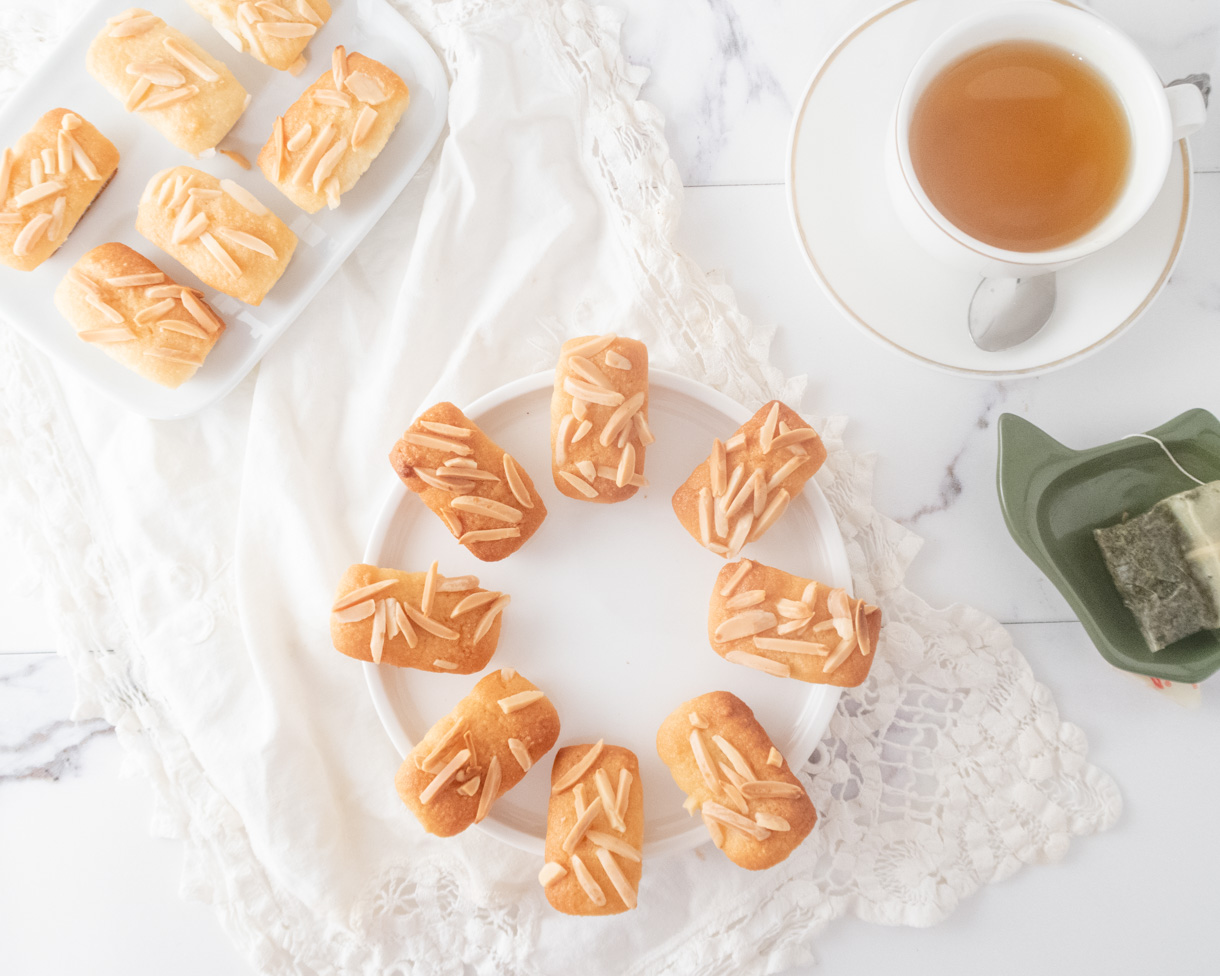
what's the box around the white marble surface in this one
[4,0,1220,974]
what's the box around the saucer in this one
[786,0,1193,378]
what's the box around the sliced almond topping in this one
[552,740,604,794]
[718,761,747,792]
[172,207,205,246]
[199,232,241,277]
[721,463,745,511]
[759,402,781,453]
[311,89,352,109]
[68,268,100,296]
[135,298,176,324]
[771,427,819,454]
[432,659,458,670]
[501,454,533,509]
[331,44,348,88]
[400,603,459,640]
[0,147,13,201]
[292,122,335,187]
[107,272,166,287]
[723,778,750,815]
[573,782,587,818]
[754,812,792,832]
[60,113,81,131]
[594,767,625,832]
[559,470,599,498]
[386,596,400,640]
[449,589,498,618]
[751,470,769,518]
[45,196,66,242]
[394,602,417,647]
[420,716,465,772]
[766,456,808,492]
[216,226,277,259]
[507,737,532,772]
[575,459,598,482]
[126,61,187,87]
[712,734,755,781]
[257,21,318,38]
[822,634,858,675]
[450,496,522,524]
[455,775,480,796]
[571,419,593,443]
[84,292,125,323]
[418,748,470,804]
[419,560,439,616]
[588,830,640,863]
[554,412,575,466]
[29,157,43,187]
[765,747,784,769]
[595,848,637,910]
[563,376,624,407]
[13,214,51,256]
[296,0,325,26]
[709,438,727,496]
[473,595,510,642]
[725,649,791,678]
[475,754,501,822]
[775,598,811,619]
[146,284,188,299]
[286,122,312,153]
[497,689,544,714]
[689,729,720,793]
[369,598,386,663]
[776,617,813,636]
[55,131,72,176]
[124,75,153,112]
[344,70,388,104]
[708,542,729,555]
[740,780,805,800]
[604,349,631,370]
[13,180,63,208]
[139,85,200,112]
[459,527,520,544]
[77,328,136,344]
[161,37,220,81]
[311,141,345,192]
[828,587,852,623]
[702,801,772,841]
[169,174,198,210]
[414,469,473,492]
[703,813,726,848]
[595,465,648,488]
[713,610,777,642]
[633,413,655,446]
[40,148,55,176]
[333,578,396,611]
[437,575,479,592]
[724,470,756,518]
[749,488,790,542]
[614,768,632,824]
[109,14,159,37]
[331,597,374,622]
[402,430,474,456]
[571,397,589,422]
[599,392,645,446]
[697,487,713,546]
[538,862,566,887]
[566,333,617,358]
[218,148,251,169]
[615,443,636,489]
[570,854,606,906]
[177,289,220,335]
[563,795,604,854]
[218,178,270,217]
[351,104,378,149]
[271,116,286,182]
[726,589,766,610]
[684,794,701,815]
[567,354,613,389]
[718,561,753,599]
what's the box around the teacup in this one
[885,1,1206,278]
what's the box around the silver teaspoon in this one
[968,274,1057,352]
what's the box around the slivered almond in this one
[333,578,396,610]
[421,717,465,772]
[450,590,499,618]
[766,747,783,768]
[740,780,805,800]
[567,333,617,358]
[749,488,790,541]
[216,226,276,258]
[109,14,158,36]
[199,232,241,276]
[169,174,198,209]
[777,618,813,636]
[710,438,727,496]
[331,45,348,88]
[286,123,312,152]
[754,812,792,831]
[722,778,749,815]
[292,123,335,187]
[311,142,345,192]
[771,428,819,453]
[614,768,632,823]
[369,599,386,663]
[507,737,532,772]
[402,430,474,456]
[702,801,772,841]
[41,148,55,176]
[414,470,473,492]
[719,761,747,791]
[775,598,811,619]
[30,158,43,187]
[563,795,604,854]
[501,454,533,509]
[759,402,781,453]
[822,634,858,674]
[124,75,153,111]
[538,862,566,887]
[767,456,807,491]
[567,354,613,389]
[724,470,756,518]
[344,70,388,104]
[599,392,645,446]
[563,376,623,407]
[401,603,459,640]
[713,610,776,642]
[552,740,604,793]
[573,783,587,818]
[172,204,202,245]
[475,755,501,822]
[712,734,755,780]
[570,854,605,906]
[126,61,186,86]
[725,649,790,678]
[704,813,726,848]
[163,38,220,81]
[451,496,522,524]
[220,179,270,215]
[220,149,251,169]
[352,105,377,149]
[78,328,136,344]
[571,419,593,443]
[157,319,209,339]
[594,768,625,831]
[555,413,575,465]
[139,86,200,112]
[689,729,720,793]
[444,457,477,467]
[684,794,701,815]
[60,113,81,131]
[257,21,318,38]
[688,711,708,729]
[559,470,598,498]
[421,560,438,616]
[720,463,745,512]
[311,89,352,108]
[594,465,648,488]
[143,349,204,366]
[633,413,655,445]
[13,214,51,256]
[46,196,66,241]
[418,748,470,804]
[136,299,176,324]
[432,659,458,671]
[386,597,399,640]
[719,560,753,597]
[726,589,765,610]
[395,603,417,647]
[497,689,544,714]
[56,131,72,175]
[68,269,100,296]
[438,575,479,592]
[752,470,769,518]
[615,443,636,488]
[85,293,124,323]
[459,527,520,544]
[604,349,631,370]
[474,595,509,642]
[107,272,165,287]
[12,180,63,209]
[181,290,222,334]
[272,117,286,182]
[697,487,712,546]
[65,133,100,180]
[595,848,637,910]
[588,830,639,862]
[455,775,480,795]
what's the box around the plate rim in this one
[362,369,847,857]
[784,0,1193,380]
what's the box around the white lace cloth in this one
[0,0,1121,973]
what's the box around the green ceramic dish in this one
[997,409,1220,683]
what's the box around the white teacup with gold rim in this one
[885,1,1206,278]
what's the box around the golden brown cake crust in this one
[389,402,548,562]
[708,559,882,688]
[257,49,409,213]
[329,563,507,674]
[672,400,827,559]
[86,9,247,155]
[656,691,817,871]
[550,335,651,504]
[394,670,560,837]
[53,243,225,389]
[0,109,119,271]
[542,744,644,915]
[136,165,297,305]
[185,0,331,71]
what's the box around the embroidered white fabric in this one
[0,1,1120,974]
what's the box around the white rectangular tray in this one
[0,0,448,418]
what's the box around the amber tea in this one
[908,40,1131,252]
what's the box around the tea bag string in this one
[1121,433,1206,486]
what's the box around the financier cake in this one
[656,691,817,871]
[551,334,652,503]
[185,0,331,72]
[540,742,643,915]
[329,562,509,673]
[395,669,560,837]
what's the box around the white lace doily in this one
[0,0,1120,973]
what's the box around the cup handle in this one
[1166,82,1207,141]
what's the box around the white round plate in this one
[787,0,1192,378]
[363,370,849,857]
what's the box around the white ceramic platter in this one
[0,0,448,418]
[363,371,849,857]
[787,0,1191,378]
